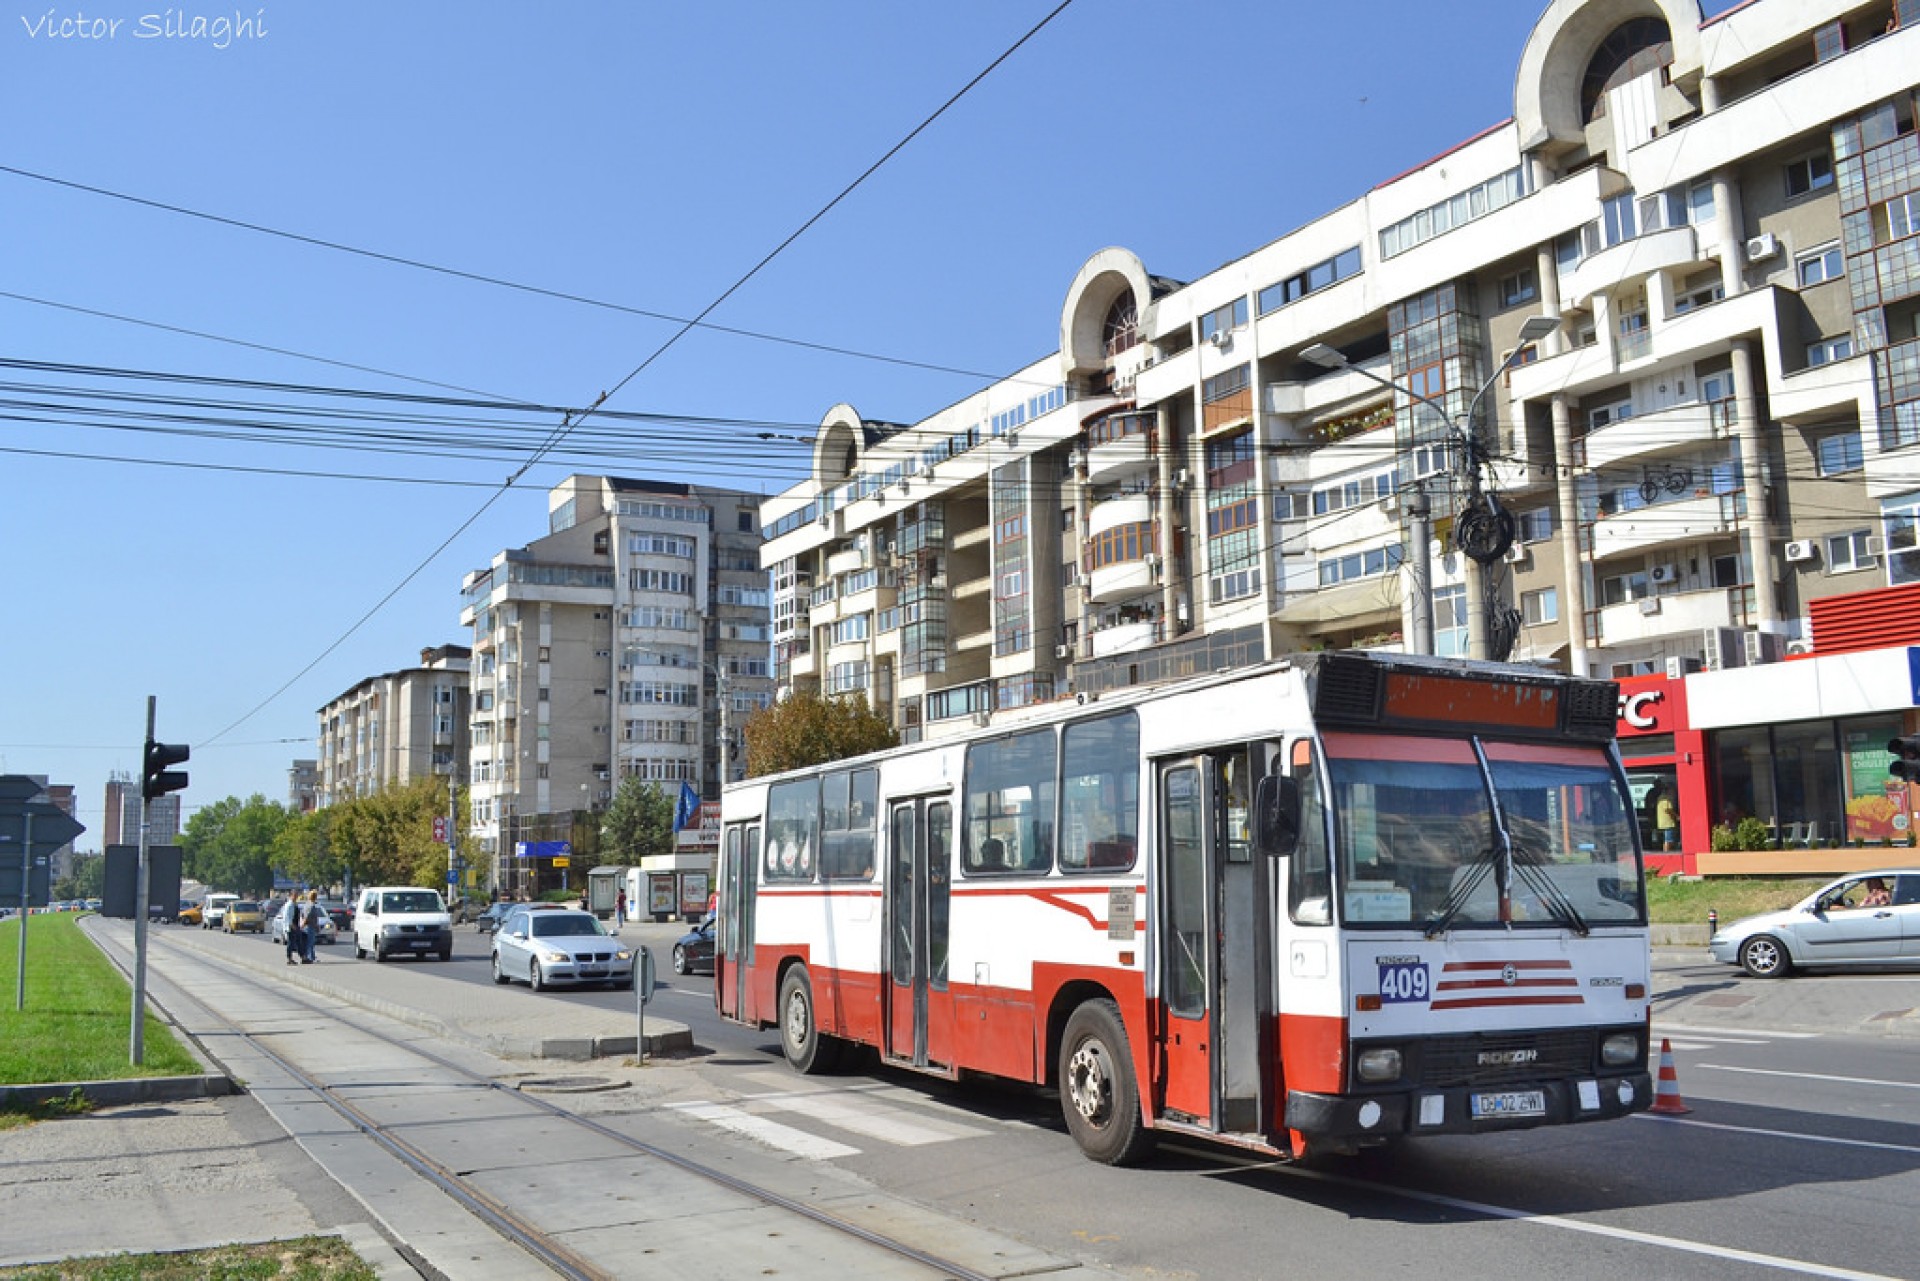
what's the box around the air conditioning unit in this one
[1785,639,1814,656]
[1783,539,1817,564]
[1745,630,1789,666]
[1143,551,1160,573]
[970,710,993,728]
[1054,644,1072,660]
[1745,232,1781,262]
[1503,544,1529,566]
[1381,493,1400,516]
[1665,655,1703,679]
[1867,535,1887,556]
[1701,626,1746,672]
[1649,563,1678,585]
[1209,329,1231,350]
[920,463,935,480]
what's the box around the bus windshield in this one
[1321,732,1644,930]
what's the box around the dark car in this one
[475,903,515,934]
[672,918,715,975]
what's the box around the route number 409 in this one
[1378,961,1430,1004]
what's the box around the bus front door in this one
[722,823,761,1024]
[1157,752,1270,1136]
[885,798,953,1069]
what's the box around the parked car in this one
[270,899,337,947]
[490,906,634,991]
[223,900,267,934]
[201,893,239,930]
[672,918,715,975]
[353,886,453,962]
[1708,869,1920,977]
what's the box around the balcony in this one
[1564,224,1701,311]
[1577,399,1734,472]
[1591,492,1740,560]
[1089,620,1159,658]
[1597,585,1739,648]
[1086,429,1153,486]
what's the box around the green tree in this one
[179,795,291,895]
[272,808,337,892]
[599,778,676,864]
[324,777,454,893]
[742,691,897,777]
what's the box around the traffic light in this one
[143,739,189,800]
[1889,735,1920,783]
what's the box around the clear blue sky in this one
[2,0,1736,839]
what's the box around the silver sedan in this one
[1708,869,1919,977]
[490,907,634,991]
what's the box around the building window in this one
[1317,543,1404,586]
[1816,431,1863,476]
[1433,584,1468,658]
[1796,242,1844,287]
[1827,530,1877,572]
[1516,506,1555,543]
[1200,297,1249,338]
[1257,246,1364,313]
[1499,268,1537,307]
[1784,151,1834,199]
[1808,335,1854,366]
[1673,270,1723,314]
[1599,571,1651,606]
[1588,397,1633,429]
[1873,193,1920,244]
[1522,587,1559,625]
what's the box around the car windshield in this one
[530,914,606,939]
[1318,732,1645,930]
[232,902,258,912]
[381,892,442,913]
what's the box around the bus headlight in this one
[1600,1033,1639,1067]
[1355,1047,1403,1083]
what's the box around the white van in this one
[201,893,239,930]
[352,886,453,962]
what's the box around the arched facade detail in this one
[811,404,864,488]
[1512,0,1704,157]
[1059,247,1157,381]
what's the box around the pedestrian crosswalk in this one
[1653,1022,1819,1052]
[668,1072,998,1160]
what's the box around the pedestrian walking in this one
[301,893,321,963]
[615,888,627,928]
[285,898,306,966]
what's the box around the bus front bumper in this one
[1286,1071,1652,1141]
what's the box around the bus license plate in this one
[1471,1089,1545,1119]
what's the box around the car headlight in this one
[1601,1033,1639,1066]
[1355,1047,1403,1083]
[537,947,571,964]
[615,949,633,961]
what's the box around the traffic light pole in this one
[131,696,154,1064]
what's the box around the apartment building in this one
[103,773,178,849]
[288,759,317,814]
[459,476,774,877]
[314,644,471,808]
[760,0,1920,741]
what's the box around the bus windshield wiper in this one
[1511,851,1590,936]
[1425,851,1497,938]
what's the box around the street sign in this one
[432,816,448,844]
[552,856,571,869]
[0,776,43,804]
[0,798,88,911]
[0,805,87,852]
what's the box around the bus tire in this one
[1060,998,1155,1166]
[778,965,842,1074]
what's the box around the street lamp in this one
[1301,315,1561,656]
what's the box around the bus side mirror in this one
[1253,775,1301,857]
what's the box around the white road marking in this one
[668,1102,860,1159]
[1695,1063,1920,1093]
[1282,1163,1904,1281]
[767,1091,989,1145]
[1655,1023,1818,1041]
[1635,1112,1920,1156]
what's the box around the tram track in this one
[99,925,1016,1281]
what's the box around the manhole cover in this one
[517,1076,627,1094]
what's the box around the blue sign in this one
[1377,961,1431,1004]
[514,840,572,859]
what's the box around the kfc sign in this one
[1618,687,1664,731]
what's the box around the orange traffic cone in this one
[1647,1037,1691,1115]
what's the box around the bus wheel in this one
[778,966,842,1074]
[1060,998,1156,1166]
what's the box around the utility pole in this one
[1406,482,1433,655]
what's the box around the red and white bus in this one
[716,651,1652,1164]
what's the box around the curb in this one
[0,1074,237,1110]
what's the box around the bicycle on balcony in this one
[1639,464,1695,505]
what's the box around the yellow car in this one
[177,902,203,927]
[222,900,267,933]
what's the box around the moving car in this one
[222,900,267,934]
[271,899,337,947]
[353,886,453,962]
[1708,869,1920,977]
[490,906,634,991]
[672,917,715,975]
[177,901,203,927]
[201,893,239,930]
[474,903,515,934]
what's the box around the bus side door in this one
[884,796,953,1069]
[1157,759,1216,1125]
[719,822,761,1024]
